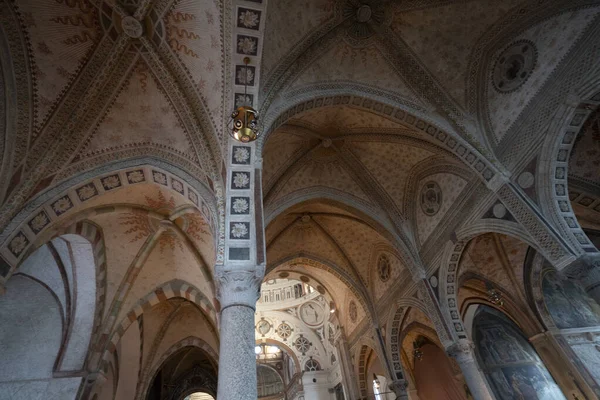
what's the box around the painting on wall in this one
[542,270,600,329]
[473,306,565,400]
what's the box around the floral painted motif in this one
[188,190,199,205]
[235,65,255,86]
[77,184,97,201]
[101,175,121,190]
[232,197,249,214]
[235,93,253,108]
[9,233,29,257]
[172,179,184,194]
[230,222,249,239]
[153,171,168,185]
[233,146,250,164]
[232,172,250,189]
[238,9,260,29]
[29,212,49,234]
[127,170,145,184]
[237,35,258,55]
[52,196,73,216]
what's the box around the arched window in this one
[305,358,321,371]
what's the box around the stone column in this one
[215,269,261,400]
[563,254,600,304]
[388,379,409,399]
[334,329,360,400]
[446,340,496,400]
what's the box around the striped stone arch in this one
[98,280,218,371]
[139,336,218,400]
[386,297,432,382]
[357,345,371,399]
[54,220,109,370]
[439,219,542,341]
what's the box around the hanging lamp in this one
[230,57,259,143]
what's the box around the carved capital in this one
[446,339,476,364]
[215,268,263,309]
[563,254,600,283]
[388,379,409,396]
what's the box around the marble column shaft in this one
[446,340,496,400]
[215,269,261,400]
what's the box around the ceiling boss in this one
[230,57,259,142]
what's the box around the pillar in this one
[563,253,600,304]
[215,269,261,400]
[334,329,360,400]
[388,379,409,399]
[446,340,496,400]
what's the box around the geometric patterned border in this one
[0,165,215,278]
[551,99,600,252]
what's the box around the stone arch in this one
[356,344,375,399]
[258,338,301,376]
[0,160,222,281]
[538,84,600,255]
[265,195,421,277]
[439,221,543,341]
[0,228,100,398]
[267,254,375,321]
[139,336,218,400]
[457,273,540,338]
[258,93,501,186]
[99,280,218,371]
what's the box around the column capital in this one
[446,339,476,363]
[388,379,409,396]
[563,253,600,281]
[215,268,263,310]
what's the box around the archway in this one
[145,346,217,400]
[470,305,565,400]
[0,234,97,398]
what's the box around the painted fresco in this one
[542,271,600,329]
[473,306,565,400]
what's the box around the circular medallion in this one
[256,319,271,336]
[429,276,438,288]
[349,300,358,323]
[278,272,289,278]
[492,203,507,219]
[517,172,535,189]
[420,181,443,216]
[300,275,310,283]
[493,40,537,93]
[121,16,143,38]
[294,336,312,354]
[377,254,391,282]
[299,301,326,326]
[276,322,292,340]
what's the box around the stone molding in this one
[215,268,263,309]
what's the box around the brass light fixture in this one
[413,338,425,362]
[486,282,504,307]
[230,57,259,143]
